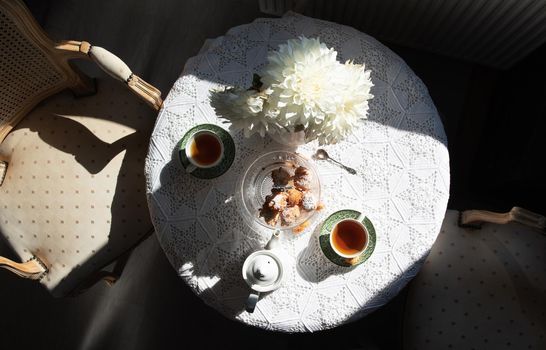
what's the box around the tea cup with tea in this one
[329,213,369,259]
[185,129,224,173]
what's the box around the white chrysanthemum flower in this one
[211,36,374,144]
[261,36,340,129]
[308,61,374,144]
[210,88,281,137]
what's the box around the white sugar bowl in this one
[242,244,284,313]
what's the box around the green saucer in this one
[318,210,376,267]
[178,124,235,179]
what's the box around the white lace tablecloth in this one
[145,12,450,332]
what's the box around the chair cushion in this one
[403,209,546,349]
[0,79,156,296]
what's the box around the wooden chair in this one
[403,207,546,349]
[0,0,162,296]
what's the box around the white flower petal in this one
[211,37,373,143]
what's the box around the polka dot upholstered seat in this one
[404,209,546,350]
[0,79,155,296]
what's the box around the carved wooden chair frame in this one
[0,0,161,289]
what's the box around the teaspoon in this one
[313,149,357,175]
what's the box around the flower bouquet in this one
[210,36,373,145]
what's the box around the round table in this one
[145,12,450,332]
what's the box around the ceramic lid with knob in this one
[242,250,284,292]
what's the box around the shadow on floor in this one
[0,234,407,350]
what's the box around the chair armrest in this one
[55,40,91,58]
[127,74,163,111]
[88,46,162,111]
[56,41,163,111]
[88,46,132,82]
[460,207,546,233]
[0,256,47,280]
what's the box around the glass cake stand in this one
[238,150,321,235]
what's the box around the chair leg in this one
[101,249,131,286]
[66,248,133,296]
[68,63,97,97]
[0,160,7,186]
[66,229,154,296]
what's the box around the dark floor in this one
[2,1,545,349]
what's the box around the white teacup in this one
[329,213,369,259]
[185,130,224,173]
